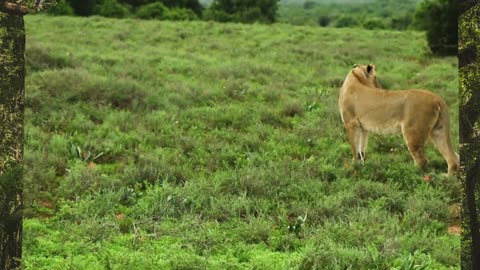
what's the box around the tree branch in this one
[1,2,32,15]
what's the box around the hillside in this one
[22,15,459,269]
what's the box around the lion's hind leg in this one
[402,126,429,171]
[430,126,459,176]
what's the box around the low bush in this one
[47,0,74,15]
[136,2,169,19]
[96,0,130,18]
[166,8,198,21]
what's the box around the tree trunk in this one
[0,11,25,270]
[459,3,480,269]
[466,160,480,269]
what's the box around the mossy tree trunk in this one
[0,1,54,268]
[463,159,480,269]
[460,3,480,270]
[0,10,25,270]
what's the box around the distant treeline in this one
[279,0,423,30]
[49,0,454,55]
[50,0,280,24]
[50,0,422,30]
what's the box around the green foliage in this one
[120,0,203,15]
[362,17,387,30]
[303,1,315,9]
[136,2,200,21]
[41,0,423,30]
[334,14,359,28]
[136,2,168,19]
[391,12,413,31]
[206,0,279,23]
[317,15,330,27]
[413,0,457,55]
[0,166,23,270]
[22,15,459,268]
[159,0,204,16]
[67,0,98,16]
[47,0,75,16]
[166,8,198,21]
[118,0,150,8]
[391,250,449,270]
[278,0,419,30]
[96,0,130,18]
[53,0,202,19]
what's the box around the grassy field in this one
[21,15,460,269]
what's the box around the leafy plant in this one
[136,2,169,19]
[69,142,104,163]
[96,0,130,18]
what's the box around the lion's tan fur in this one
[338,64,458,176]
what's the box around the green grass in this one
[22,15,459,269]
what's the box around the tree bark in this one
[460,3,480,270]
[1,2,31,15]
[459,46,476,69]
[0,11,25,270]
[458,0,479,16]
[466,159,480,269]
[460,87,480,142]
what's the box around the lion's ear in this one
[353,64,358,68]
[367,64,375,74]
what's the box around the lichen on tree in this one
[460,3,480,270]
[0,4,28,268]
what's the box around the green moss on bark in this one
[0,11,24,172]
[0,10,25,270]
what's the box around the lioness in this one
[338,64,458,176]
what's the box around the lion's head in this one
[351,64,383,89]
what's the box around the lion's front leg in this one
[360,130,368,162]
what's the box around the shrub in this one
[203,8,230,22]
[166,8,198,21]
[362,17,387,30]
[97,0,130,18]
[413,0,456,55]
[67,0,98,16]
[120,0,203,16]
[334,14,360,28]
[390,13,413,30]
[47,0,74,15]
[318,15,331,27]
[118,0,153,8]
[160,0,203,16]
[136,2,169,19]
[303,1,315,10]
[206,0,279,24]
